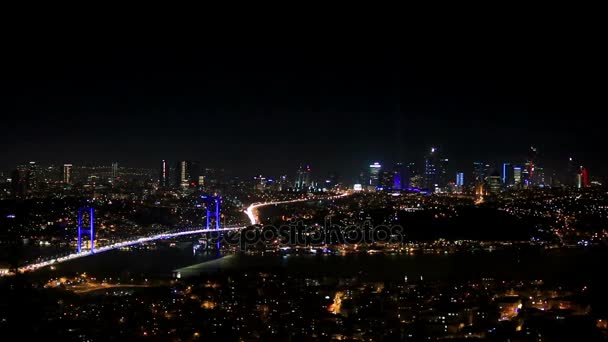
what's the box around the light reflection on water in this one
[38,241,608,284]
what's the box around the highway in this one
[244,192,351,225]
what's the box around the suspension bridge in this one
[13,193,349,274]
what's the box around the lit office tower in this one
[438,158,448,190]
[524,146,537,186]
[368,162,381,189]
[63,164,73,184]
[159,160,169,188]
[27,161,39,191]
[521,165,530,187]
[535,167,545,187]
[405,162,418,188]
[111,162,118,179]
[175,161,194,188]
[380,169,395,190]
[392,162,405,190]
[295,165,311,189]
[577,166,589,188]
[423,148,447,192]
[472,162,489,186]
[456,172,464,187]
[488,171,502,194]
[513,166,522,186]
[423,149,436,191]
[502,163,514,186]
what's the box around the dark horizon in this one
[2,46,606,180]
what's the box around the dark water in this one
[30,242,608,285]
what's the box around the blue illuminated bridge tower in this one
[77,206,95,253]
[202,195,221,230]
[201,195,221,249]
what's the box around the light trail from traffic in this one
[15,226,243,274]
[13,192,352,275]
[244,192,352,225]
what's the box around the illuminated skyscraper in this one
[488,171,502,194]
[513,166,522,186]
[406,162,417,188]
[472,162,489,186]
[27,161,39,191]
[423,148,448,192]
[456,172,464,187]
[111,162,118,180]
[423,148,437,192]
[521,164,530,187]
[577,166,589,188]
[178,161,188,188]
[380,169,395,190]
[392,162,405,190]
[502,163,514,185]
[63,164,73,184]
[368,162,381,189]
[175,161,197,188]
[535,167,545,187]
[295,165,312,189]
[524,146,537,186]
[438,158,448,189]
[159,160,169,188]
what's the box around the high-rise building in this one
[63,164,73,184]
[111,162,118,180]
[368,162,381,189]
[456,172,464,187]
[11,166,28,199]
[535,167,545,187]
[277,175,289,191]
[392,162,405,190]
[27,161,39,191]
[380,169,395,190]
[175,161,196,188]
[295,165,312,189]
[502,163,514,186]
[524,146,537,186]
[406,162,417,188]
[423,148,448,193]
[488,171,502,194]
[513,166,522,186]
[522,163,530,187]
[423,148,438,192]
[190,161,200,186]
[438,158,448,190]
[577,166,589,188]
[159,160,169,188]
[472,162,489,186]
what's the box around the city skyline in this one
[1,146,595,186]
[3,43,608,339]
[2,46,606,178]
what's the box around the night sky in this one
[1,43,606,180]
